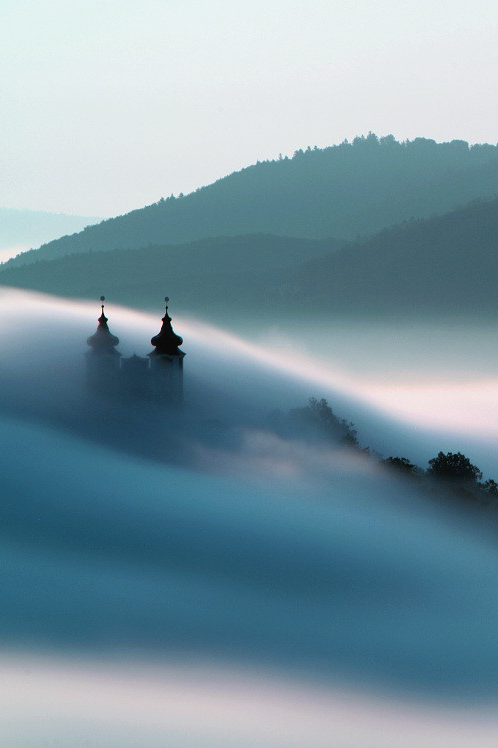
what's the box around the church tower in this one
[86,296,121,392]
[148,297,185,405]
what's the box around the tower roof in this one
[87,297,121,355]
[149,297,185,357]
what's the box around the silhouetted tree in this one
[427,451,482,483]
[304,397,358,446]
[482,479,498,497]
[382,456,418,475]
[271,397,358,447]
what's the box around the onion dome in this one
[87,297,120,355]
[149,297,185,357]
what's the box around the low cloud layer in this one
[0,290,497,744]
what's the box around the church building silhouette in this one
[86,297,185,404]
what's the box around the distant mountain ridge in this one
[6,134,498,268]
[0,207,101,253]
[2,198,498,321]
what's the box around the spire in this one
[149,297,184,357]
[87,296,120,354]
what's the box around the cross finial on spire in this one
[98,296,108,326]
[87,295,119,351]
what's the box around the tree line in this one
[277,398,498,507]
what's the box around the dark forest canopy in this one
[284,195,498,318]
[2,197,498,322]
[0,234,345,312]
[6,133,498,268]
[291,400,498,509]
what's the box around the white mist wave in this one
[0,289,498,746]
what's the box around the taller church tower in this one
[148,297,185,404]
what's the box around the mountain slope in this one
[0,234,342,311]
[285,197,498,317]
[6,134,498,268]
[1,198,498,321]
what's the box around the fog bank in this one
[0,290,497,745]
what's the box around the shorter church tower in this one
[148,297,185,405]
[86,296,121,393]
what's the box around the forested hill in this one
[2,198,498,321]
[286,196,498,317]
[0,234,343,310]
[6,134,498,268]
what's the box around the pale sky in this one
[0,0,497,216]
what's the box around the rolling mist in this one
[1,290,497,746]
